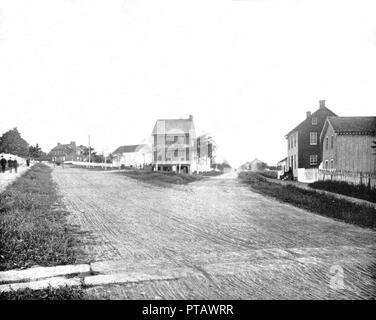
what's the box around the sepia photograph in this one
[0,0,375,309]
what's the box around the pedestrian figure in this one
[26,158,30,167]
[8,158,13,173]
[13,159,18,173]
[0,156,6,173]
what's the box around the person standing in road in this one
[13,159,18,173]
[26,158,30,167]
[0,156,6,173]
[8,158,13,173]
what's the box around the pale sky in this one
[0,0,375,168]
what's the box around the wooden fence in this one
[67,161,116,169]
[318,169,376,188]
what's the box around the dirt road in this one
[52,167,376,299]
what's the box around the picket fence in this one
[318,169,376,188]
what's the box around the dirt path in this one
[0,165,30,193]
[52,167,376,299]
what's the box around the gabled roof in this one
[321,116,376,139]
[112,144,147,155]
[285,106,337,137]
[152,117,195,135]
[277,157,287,164]
[50,144,74,152]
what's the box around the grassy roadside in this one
[199,170,224,177]
[238,172,376,229]
[118,170,204,186]
[309,180,376,204]
[0,164,87,299]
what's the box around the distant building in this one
[152,115,196,173]
[277,157,288,179]
[49,141,84,163]
[239,158,266,172]
[196,134,214,172]
[112,144,152,168]
[285,100,337,179]
[320,116,376,173]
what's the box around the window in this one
[325,160,329,169]
[312,117,318,125]
[294,134,297,147]
[310,132,317,145]
[174,136,178,142]
[330,135,334,148]
[310,155,318,165]
[325,137,329,150]
[330,159,334,169]
[174,149,178,157]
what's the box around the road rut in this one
[52,168,376,299]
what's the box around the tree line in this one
[0,128,47,159]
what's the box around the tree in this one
[29,143,43,159]
[0,128,29,157]
[79,145,95,162]
[106,153,115,163]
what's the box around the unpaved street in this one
[52,167,376,299]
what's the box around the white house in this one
[112,144,152,168]
[277,157,288,179]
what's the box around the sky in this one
[0,0,375,168]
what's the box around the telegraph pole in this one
[88,135,91,168]
[88,135,91,163]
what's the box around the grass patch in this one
[118,170,204,186]
[258,170,278,180]
[0,164,85,268]
[309,180,376,204]
[0,286,86,300]
[239,172,376,229]
[199,170,224,177]
[0,164,87,299]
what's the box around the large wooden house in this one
[320,116,376,173]
[285,100,337,179]
[49,141,84,163]
[152,115,196,173]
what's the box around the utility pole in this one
[88,135,91,166]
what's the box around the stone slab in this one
[84,272,177,287]
[0,264,90,284]
[0,276,82,293]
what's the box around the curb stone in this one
[0,264,91,284]
[0,276,82,293]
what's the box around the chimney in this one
[319,100,325,109]
[189,115,193,121]
[57,143,61,146]
[306,111,311,118]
